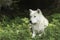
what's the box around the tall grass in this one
[0,13,60,40]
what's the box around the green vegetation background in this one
[0,0,60,40]
[0,13,60,40]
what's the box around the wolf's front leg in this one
[32,30,36,38]
[39,29,45,37]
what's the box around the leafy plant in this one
[0,13,60,40]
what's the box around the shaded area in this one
[19,0,56,10]
[0,0,59,17]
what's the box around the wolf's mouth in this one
[30,21,37,25]
[30,21,36,25]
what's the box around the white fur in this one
[29,9,49,38]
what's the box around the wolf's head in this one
[29,9,42,24]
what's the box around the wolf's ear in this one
[29,9,32,12]
[37,9,41,13]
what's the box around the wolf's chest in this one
[32,23,44,31]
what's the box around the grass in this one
[0,13,60,40]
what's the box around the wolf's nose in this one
[30,21,32,24]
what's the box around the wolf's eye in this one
[34,16,36,17]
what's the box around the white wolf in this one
[29,9,49,38]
